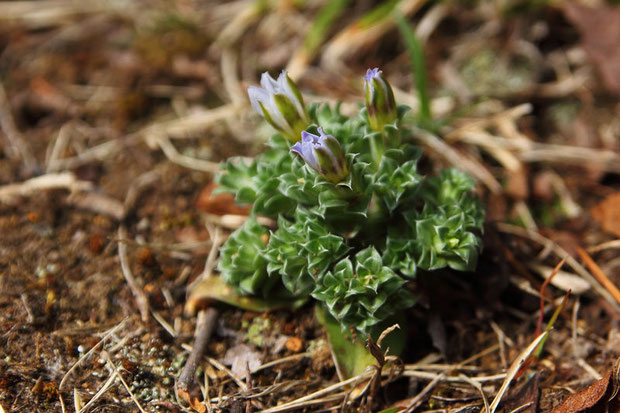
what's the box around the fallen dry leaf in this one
[195,182,251,216]
[222,344,263,377]
[562,2,620,95]
[176,388,206,413]
[591,192,620,238]
[285,336,303,353]
[549,358,620,413]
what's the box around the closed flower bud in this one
[291,127,349,184]
[248,71,310,142]
[364,68,397,132]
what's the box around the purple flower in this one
[291,127,349,184]
[248,71,309,142]
[363,68,397,132]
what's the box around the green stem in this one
[369,133,385,170]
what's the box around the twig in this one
[576,247,620,306]
[66,191,125,221]
[0,79,37,172]
[118,226,150,322]
[586,239,620,254]
[0,172,92,204]
[177,308,219,394]
[187,225,224,293]
[156,135,220,173]
[411,126,502,193]
[319,0,425,76]
[497,223,620,312]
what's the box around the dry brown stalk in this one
[576,247,620,306]
[177,308,219,399]
[0,79,37,171]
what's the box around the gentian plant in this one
[213,69,484,375]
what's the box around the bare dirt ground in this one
[0,1,619,412]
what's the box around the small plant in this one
[215,69,484,346]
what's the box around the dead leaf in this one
[549,358,620,413]
[591,192,620,238]
[222,344,263,377]
[285,337,303,353]
[195,182,251,216]
[562,2,620,95]
[177,388,206,413]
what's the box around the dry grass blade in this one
[321,0,426,72]
[487,330,549,413]
[73,388,83,412]
[0,0,134,28]
[402,370,506,383]
[403,372,445,412]
[497,224,620,312]
[118,226,150,322]
[76,370,118,413]
[258,370,374,413]
[528,263,590,294]
[187,225,224,293]
[587,239,620,253]
[459,374,490,413]
[252,352,311,373]
[156,135,220,173]
[411,126,502,193]
[142,104,240,143]
[59,318,128,391]
[102,351,146,413]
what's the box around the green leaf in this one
[264,208,349,296]
[186,276,307,314]
[395,12,432,126]
[302,0,351,58]
[315,304,376,379]
[218,216,278,296]
[313,247,415,337]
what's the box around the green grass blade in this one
[303,0,351,58]
[394,11,432,125]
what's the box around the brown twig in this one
[0,79,37,172]
[118,225,150,322]
[576,247,620,306]
[177,308,219,395]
